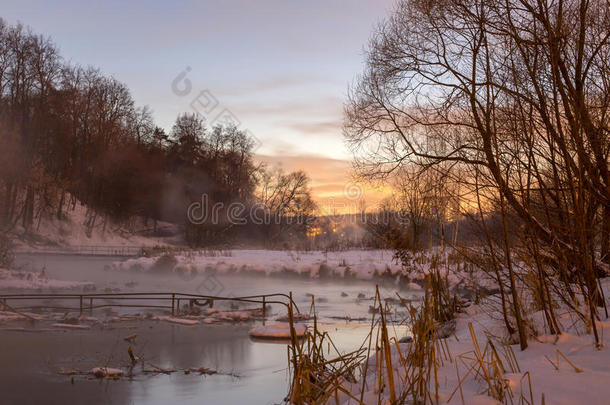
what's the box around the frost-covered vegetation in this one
[282,0,610,402]
[284,253,610,405]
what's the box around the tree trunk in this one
[601,205,610,265]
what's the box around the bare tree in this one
[345,0,610,348]
[257,167,317,246]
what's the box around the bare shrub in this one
[0,233,13,269]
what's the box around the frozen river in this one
[1,253,420,405]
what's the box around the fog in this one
[0,253,414,404]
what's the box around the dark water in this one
[0,254,418,405]
[1,321,286,405]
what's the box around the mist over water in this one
[1,254,417,404]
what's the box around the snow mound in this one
[52,323,91,330]
[275,313,311,322]
[90,367,124,378]
[152,316,199,326]
[249,323,307,340]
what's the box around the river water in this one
[1,253,420,405]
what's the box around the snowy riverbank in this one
[111,249,413,282]
[333,278,610,405]
[7,249,610,404]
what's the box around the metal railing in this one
[15,245,145,257]
[0,291,299,318]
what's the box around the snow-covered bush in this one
[150,254,178,273]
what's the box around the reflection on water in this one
[0,254,419,404]
[1,321,288,405]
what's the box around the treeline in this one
[0,19,315,247]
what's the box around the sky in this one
[1,0,396,209]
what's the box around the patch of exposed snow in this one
[52,323,91,330]
[90,367,124,378]
[152,316,199,326]
[10,194,179,251]
[275,313,312,322]
[249,323,307,339]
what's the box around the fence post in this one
[79,295,83,316]
[171,294,175,316]
[89,297,93,314]
[262,296,266,318]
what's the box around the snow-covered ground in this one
[334,280,610,405]
[9,196,180,251]
[249,323,307,339]
[111,249,405,281]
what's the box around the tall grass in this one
[285,282,542,404]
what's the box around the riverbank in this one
[325,279,610,405]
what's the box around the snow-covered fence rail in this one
[14,245,146,257]
[0,291,299,318]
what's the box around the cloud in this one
[228,96,343,118]
[216,75,336,98]
[277,120,342,135]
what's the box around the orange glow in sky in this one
[256,154,393,214]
